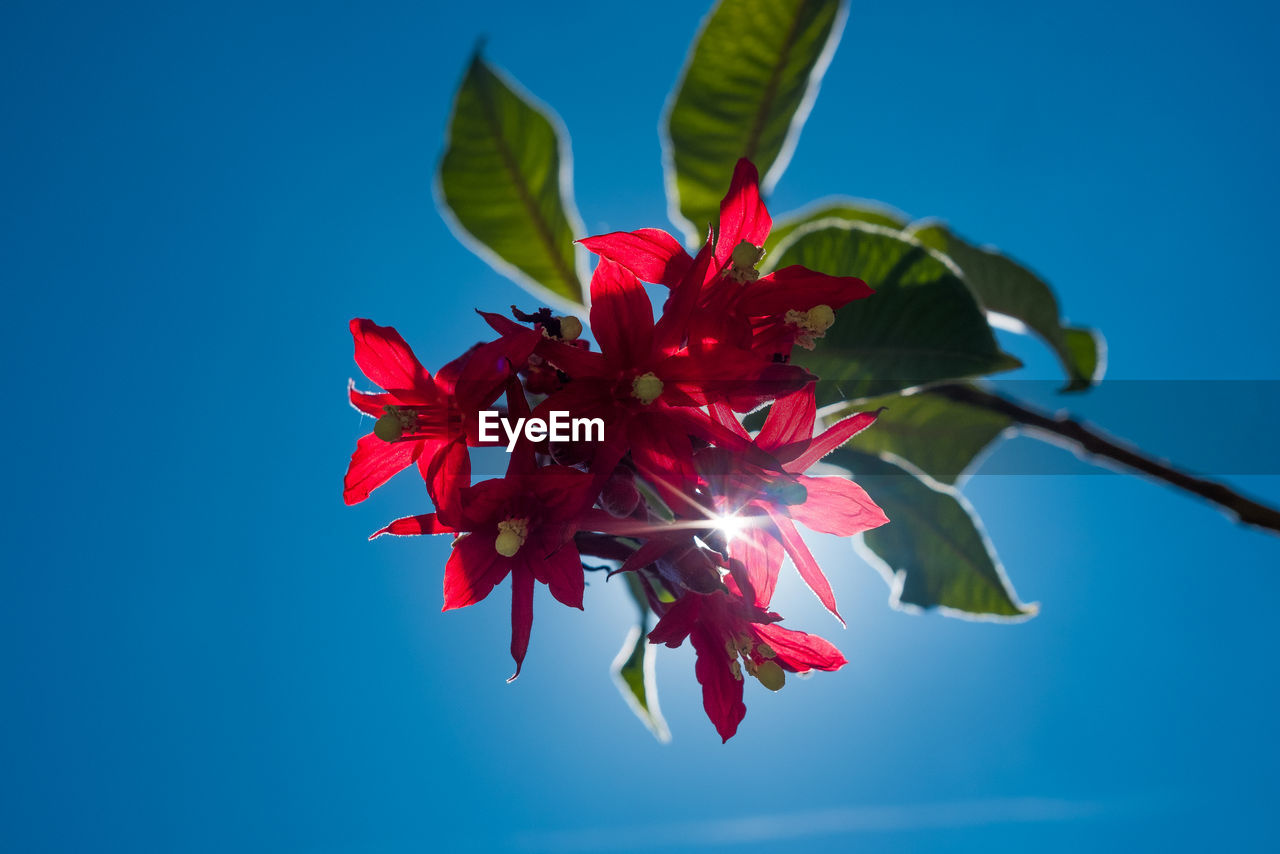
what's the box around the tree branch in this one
[925,383,1280,536]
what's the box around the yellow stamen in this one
[754,660,786,691]
[631,372,663,405]
[374,404,417,442]
[784,304,836,350]
[557,316,583,341]
[727,240,764,284]
[494,517,530,557]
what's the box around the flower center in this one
[783,304,836,350]
[373,405,418,442]
[630,372,664,405]
[372,403,461,443]
[726,240,764,284]
[494,517,530,557]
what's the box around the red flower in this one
[372,393,594,680]
[343,155,894,739]
[533,250,808,508]
[648,582,847,742]
[700,387,888,624]
[581,159,874,361]
[344,318,536,506]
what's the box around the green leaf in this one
[838,389,1012,484]
[438,53,586,308]
[611,574,670,742]
[1063,326,1105,388]
[764,197,909,258]
[773,221,1021,403]
[827,449,1036,619]
[665,0,847,241]
[908,222,1104,391]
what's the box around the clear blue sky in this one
[3,0,1279,851]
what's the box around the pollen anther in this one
[727,240,765,284]
[785,304,836,350]
[631,372,664,405]
[374,404,417,442]
[754,659,786,691]
[557,316,583,341]
[495,517,530,557]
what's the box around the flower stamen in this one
[494,517,530,557]
[784,304,836,350]
[372,403,460,443]
[373,404,417,442]
[631,372,664,405]
[726,240,765,284]
[754,659,786,691]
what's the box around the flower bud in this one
[600,467,641,518]
[658,543,725,595]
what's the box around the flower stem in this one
[925,383,1280,536]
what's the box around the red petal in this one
[616,537,677,577]
[370,513,453,540]
[537,339,609,379]
[787,409,882,473]
[739,267,874,316]
[452,337,520,411]
[536,538,585,610]
[660,405,780,473]
[529,466,595,520]
[629,419,698,513]
[476,309,529,338]
[349,318,433,396]
[755,387,817,455]
[420,438,471,515]
[450,476,515,531]
[709,401,750,440]
[507,566,535,682]
[589,259,654,370]
[579,229,693,287]
[442,533,508,611]
[754,623,847,672]
[691,624,747,742]
[790,476,888,537]
[348,380,393,418]
[652,236,714,355]
[343,434,422,505]
[714,159,772,272]
[647,594,701,647]
[728,524,784,608]
[767,508,844,625]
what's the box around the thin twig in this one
[925,383,1280,536]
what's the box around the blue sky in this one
[3,0,1279,851]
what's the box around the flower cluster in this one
[343,159,888,741]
